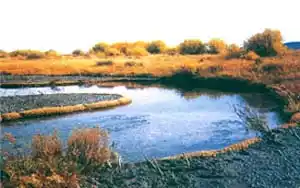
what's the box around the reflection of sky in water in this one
[0,85,284,162]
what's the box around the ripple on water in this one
[0,85,284,162]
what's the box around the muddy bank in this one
[82,125,300,188]
[0,74,158,88]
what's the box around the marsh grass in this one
[233,104,270,135]
[0,127,118,187]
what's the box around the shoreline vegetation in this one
[1,29,300,187]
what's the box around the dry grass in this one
[67,127,111,164]
[32,131,62,160]
[1,97,131,122]
[1,112,22,121]
[163,137,261,159]
[291,113,300,123]
[22,104,87,117]
[1,128,116,187]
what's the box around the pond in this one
[0,84,284,162]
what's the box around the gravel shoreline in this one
[0,93,121,114]
[84,126,300,188]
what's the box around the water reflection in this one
[0,84,284,162]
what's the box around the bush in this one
[146,40,167,54]
[244,29,287,57]
[92,42,109,53]
[32,131,62,160]
[225,44,243,59]
[126,47,148,56]
[104,47,121,56]
[178,40,206,54]
[72,49,85,56]
[1,128,116,187]
[243,51,260,60]
[111,42,130,54]
[9,50,45,59]
[67,128,111,164]
[207,39,227,54]
[45,49,59,57]
[0,50,8,58]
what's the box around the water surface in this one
[0,85,284,162]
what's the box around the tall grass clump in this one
[67,128,111,165]
[233,104,270,135]
[244,29,287,57]
[1,127,117,187]
[178,40,206,54]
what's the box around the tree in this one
[92,42,109,53]
[146,40,167,54]
[207,39,227,54]
[178,40,206,54]
[244,29,287,57]
[72,49,85,56]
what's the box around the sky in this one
[0,0,299,53]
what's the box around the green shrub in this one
[178,40,206,54]
[72,49,85,56]
[244,29,287,57]
[207,39,227,54]
[92,42,109,53]
[146,40,167,54]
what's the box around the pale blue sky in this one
[1,0,299,53]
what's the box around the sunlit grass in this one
[1,127,118,187]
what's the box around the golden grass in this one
[22,104,87,117]
[32,131,62,160]
[67,127,111,164]
[1,112,22,121]
[2,128,112,187]
[1,97,131,122]
[163,137,261,160]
